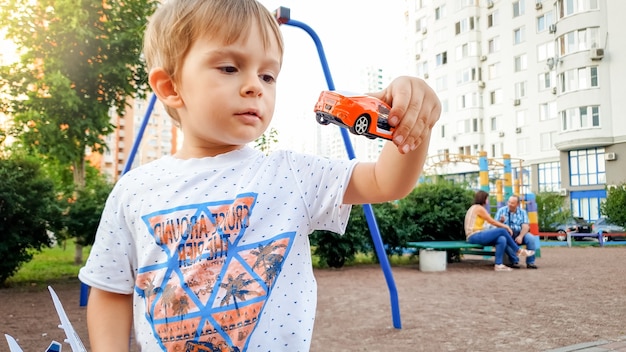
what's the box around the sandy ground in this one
[1,246,625,352]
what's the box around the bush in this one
[397,182,474,242]
[310,203,399,268]
[602,183,626,228]
[0,156,62,285]
[536,192,571,231]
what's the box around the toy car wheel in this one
[556,230,567,241]
[316,112,331,125]
[351,114,370,135]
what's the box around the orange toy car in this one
[314,90,394,140]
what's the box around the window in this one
[436,51,448,66]
[513,0,526,17]
[539,101,557,120]
[488,36,501,53]
[514,54,528,72]
[491,142,504,158]
[488,62,501,79]
[558,28,599,56]
[558,66,599,93]
[570,190,604,222]
[514,26,526,45]
[435,5,446,20]
[569,148,606,186]
[456,67,480,84]
[516,110,526,127]
[517,138,530,155]
[540,132,556,151]
[416,61,429,78]
[558,0,600,19]
[455,17,477,35]
[538,71,556,90]
[537,41,555,61]
[536,11,555,32]
[415,40,424,55]
[455,42,478,60]
[538,161,561,192]
[490,115,500,131]
[490,89,503,105]
[560,105,601,131]
[435,75,448,91]
[416,17,426,33]
[514,81,527,99]
[457,117,482,133]
[457,92,481,109]
[487,10,499,28]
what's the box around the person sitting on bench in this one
[496,195,539,269]
[464,190,535,272]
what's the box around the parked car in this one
[592,218,626,241]
[549,217,592,241]
[314,90,394,141]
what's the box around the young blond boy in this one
[79,0,441,351]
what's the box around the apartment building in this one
[405,0,626,222]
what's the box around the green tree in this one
[536,192,571,232]
[0,156,63,285]
[0,0,157,261]
[601,184,626,228]
[254,127,279,155]
[0,0,156,185]
[63,171,113,263]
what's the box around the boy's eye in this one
[261,74,275,84]
[220,66,238,73]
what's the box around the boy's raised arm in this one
[343,76,441,205]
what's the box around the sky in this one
[256,0,409,151]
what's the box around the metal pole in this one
[285,19,402,329]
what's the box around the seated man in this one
[496,195,539,269]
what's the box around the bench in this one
[406,241,495,258]
[407,238,541,262]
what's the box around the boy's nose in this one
[241,75,263,97]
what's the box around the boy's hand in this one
[369,76,441,154]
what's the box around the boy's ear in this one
[149,68,184,108]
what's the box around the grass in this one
[4,241,90,288]
[5,241,416,288]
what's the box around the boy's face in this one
[174,24,282,157]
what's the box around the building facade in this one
[405,0,625,222]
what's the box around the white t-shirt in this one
[79,147,357,352]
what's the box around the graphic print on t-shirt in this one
[136,193,294,351]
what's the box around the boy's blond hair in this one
[143,0,285,123]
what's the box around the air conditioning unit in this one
[480,55,488,62]
[590,48,604,60]
[552,87,557,95]
[478,81,486,88]
[559,188,568,196]
[535,2,543,10]
[605,152,617,161]
[415,54,421,60]
[498,131,505,137]
[515,127,522,134]
[549,24,557,33]
[513,99,521,106]
[487,0,494,9]
[422,27,428,35]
